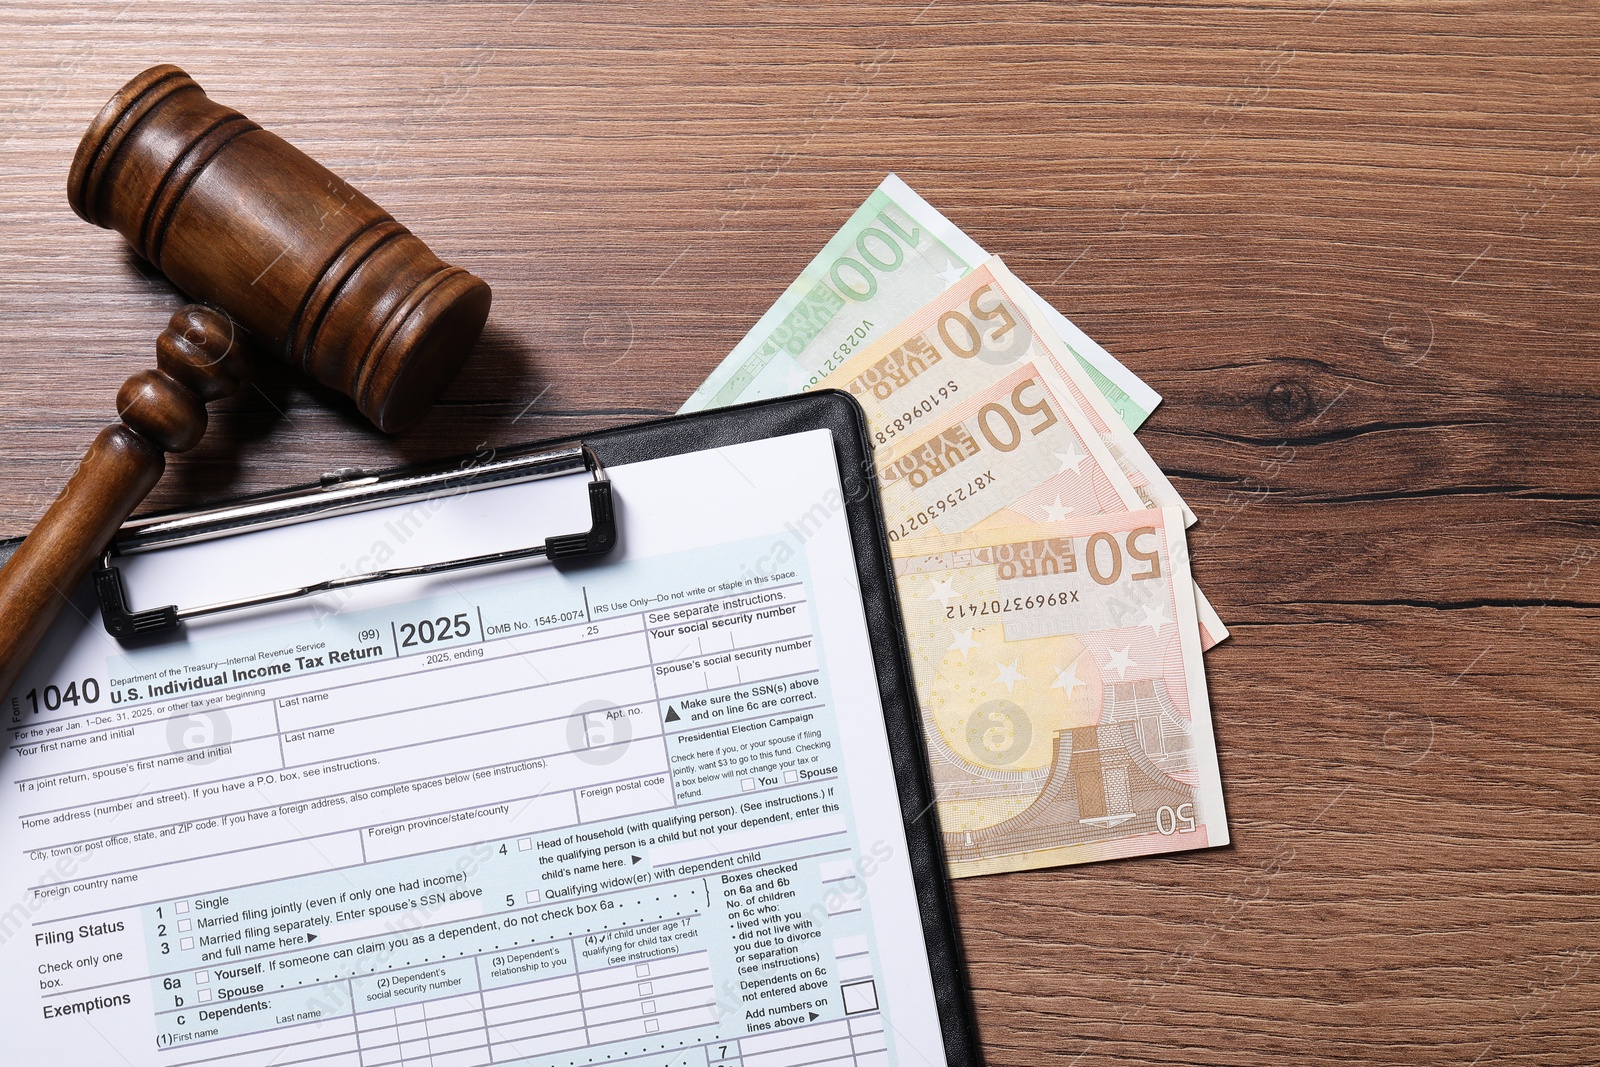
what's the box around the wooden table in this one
[3,3,1596,1064]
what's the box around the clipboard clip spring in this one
[93,445,616,641]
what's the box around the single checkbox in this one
[194,971,209,984]
[740,777,755,792]
[175,900,189,914]
[177,919,191,932]
[518,838,532,851]
[179,937,193,950]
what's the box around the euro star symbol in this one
[928,575,959,606]
[1050,658,1084,695]
[1140,601,1171,635]
[948,628,979,656]
[1103,646,1137,679]
[1055,446,1087,474]
[1042,496,1074,522]
[935,262,966,285]
[993,659,1024,693]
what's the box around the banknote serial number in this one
[873,380,960,446]
[887,470,997,541]
[945,592,1079,619]
[813,319,876,383]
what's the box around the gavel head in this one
[67,65,492,433]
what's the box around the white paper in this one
[0,431,951,1067]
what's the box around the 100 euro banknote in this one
[681,174,1160,429]
[892,508,1229,877]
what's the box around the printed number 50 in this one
[1155,803,1196,835]
[1086,527,1162,586]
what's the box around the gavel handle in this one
[0,305,247,699]
[0,428,165,697]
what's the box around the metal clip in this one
[94,445,615,642]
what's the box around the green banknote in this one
[681,175,1161,430]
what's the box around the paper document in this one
[1,432,949,1067]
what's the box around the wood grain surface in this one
[3,2,1597,1064]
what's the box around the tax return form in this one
[0,428,953,1067]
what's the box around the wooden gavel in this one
[0,65,493,697]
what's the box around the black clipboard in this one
[2,390,983,1065]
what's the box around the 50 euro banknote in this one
[873,362,1138,541]
[892,508,1229,877]
[813,256,1194,525]
[840,274,1227,646]
[681,174,1160,429]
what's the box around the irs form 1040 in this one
[1,429,956,1067]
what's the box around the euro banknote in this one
[892,509,1229,877]
[872,363,1139,543]
[850,271,1228,647]
[680,174,1160,429]
[814,256,1195,525]
[987,259,1195,526]
[868,366,1226,649]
